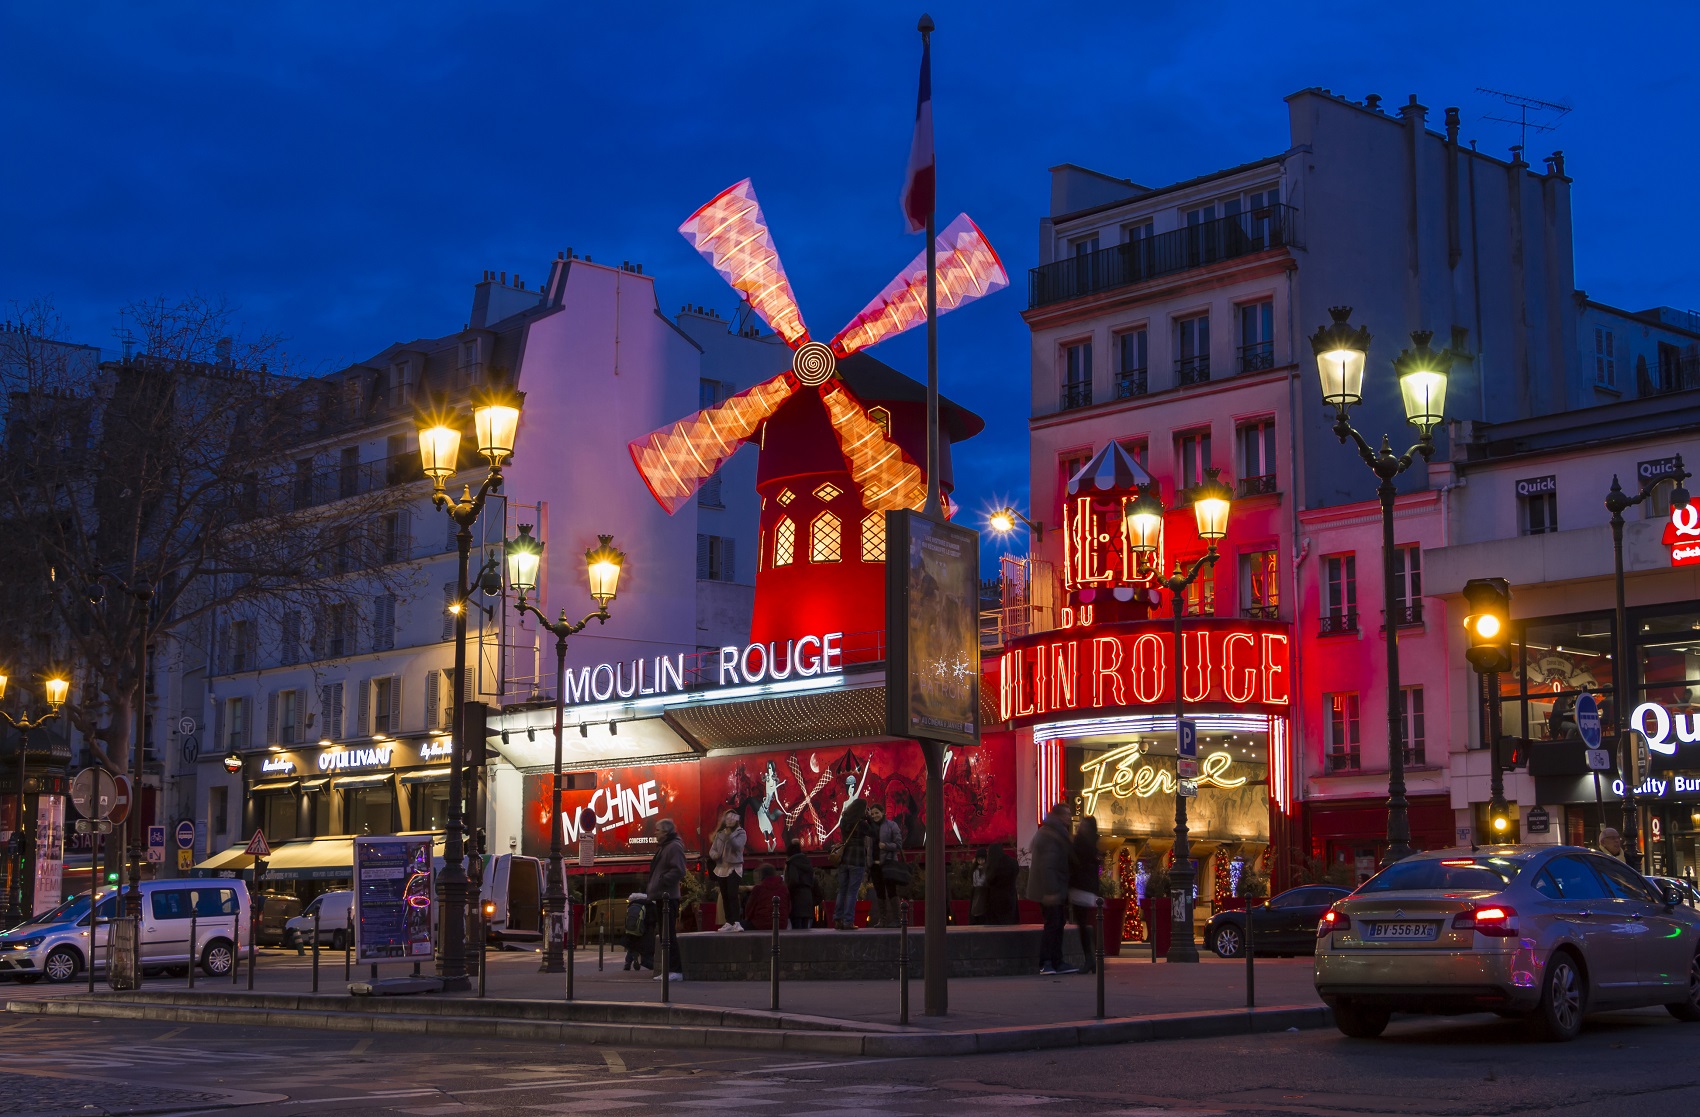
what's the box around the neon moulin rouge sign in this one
[997,618,1290,727]
[1664,505,1700,567]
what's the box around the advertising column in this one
[32,793,64,914]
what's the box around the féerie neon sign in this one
[1080,744,1246,814]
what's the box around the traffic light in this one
[1462,577,1513,673]
[1494,736,1531,771]
[1487,796,1513,838]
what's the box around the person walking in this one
[1027,804,1076,974]
[1068,815,1103,973]
[709,809,747,931]
[985,843,1019,925]
[636,817,685,980]
[832,798,871,929]
[784,838,817,929]
[743,865,791,930]
[969,851,989,924]
[867,803,904,927]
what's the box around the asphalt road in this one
[1,1007,1698,1116]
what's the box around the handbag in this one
[881,855,912,886]
[828,842,844,868]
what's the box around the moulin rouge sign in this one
[997,618,1290,727]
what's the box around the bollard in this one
[770,894,781,1012]
[598,905,606,972]
[1245,903,1256,1011]
[897,899,910,1025]
[660,898,672,1005]
[344,910,353,980]
[311,908,321,993]
[1095,899,1105,1020]
[88,886,97,995]
[188,911,197,989]
[246,907,257,991]
[566,896,575,1002]
[231,913,240,986]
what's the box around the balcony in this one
[1059,382,1093,411]
[1241,603,1279,620]
[1029,204,1297,309]
[1239,340,1275,373]
[1390,601,1424,627]
[288,450,425,514]
[1237,474,1277,498]
[1319,611,1358,636]
[1326,751,1361,774]
[1115,367,1148,399]
[1177,355,1211,386]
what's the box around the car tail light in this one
[1453,904,1519,936]
[1317,907,1351,937]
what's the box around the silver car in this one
[0,881,247,983]
[1315,845,1700,1041]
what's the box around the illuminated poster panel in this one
[885,509,980,746]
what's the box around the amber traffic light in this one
[1462,577,1513,674]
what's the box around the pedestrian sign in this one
[1575,693,1601,749]
[177,849,194,871]
[1178,719,1198,760]
[244,828,272,857]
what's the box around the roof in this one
[836,351,985,442]
[1067,440,1153,496]
[1052,155,1285,224]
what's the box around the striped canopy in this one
[1066,441,1154,497]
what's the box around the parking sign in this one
[1178,719,1198,759]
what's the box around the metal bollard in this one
[1095,899,1105,1019]
[897,899,909,1025]
[1245,902,1256,1011]
[311,908,321,993]
[344,911,352,980]
[188,911,197,989]
[246,909,257,991]
[598,906,606,972]
[660,898,672,1005]
[231,914,241,985]
[770,894,781,1012]
[478,903,490,999]
[566,896,575,1002]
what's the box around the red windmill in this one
[629,179,1007,648]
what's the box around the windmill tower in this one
[629,179,1006,647]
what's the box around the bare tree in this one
[0,295,423,775]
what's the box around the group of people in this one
[1026,803,1104,975]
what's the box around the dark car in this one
[1206,885,1350,958]
[254,892,303,946]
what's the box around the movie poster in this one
[520,761,703,860]
[32,794,64,914]
[885,510,980,746]
[353,836,435,963]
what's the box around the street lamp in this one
[986,506,1044,542]
[1309,307,1461,864]
[1604,456,1690,872]
[1122,467,1232,963]
[0,673,70,928]
[418,385,523,989]
[503,523,624,975]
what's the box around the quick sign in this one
[1639,457,1683,482]
[1663,505,1700,567]
[1628,701,1700,755]
[1516,475,1556,497]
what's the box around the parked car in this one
[0,880,248,984]
[1206,886,1349,958]
[284,890,353,951]
[255,892,303,947]
[1315,845,1700,1041]
[1648,875,1700,908]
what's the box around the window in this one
[320,682,344,741]
[373,594,396,652]
[1400,686,1426,766]
[1176,429,1212,492]
[697,534,736,581]
[1183,562,1215,616]
[868,406,891,434]
[1176,313,1210,385]
[1061,340,1093,410]
[814,483,843,502]
[1543,856,1608,900]
[413,782,450,833]
[210,786,229,841]
[1391,545,1422,625]
[1594,327,1616,388]
[424,670,454,731]
[224,696,250,750]
[698,475,724,508]
[1237,300,1274,372]
[270,689,302,745]
[1520,489,1558,535]
[373,676,398,736]
[1236,419,1276,496]
[776,488,795,507]
[699,378,730,409]
[261,792,298,842]
[1116,438,1149,472]
[860,512,886,562]
[388,361,413,408]
[1247,185,1281,244]
[325,602,351,658]
[349,784,395,836]
[281,611,301,666]
[227,620,254,673]
[293,458,314,509]
[1322,554,1357,634]
[1116,329,1148,399]
[339,446,360,499]
[1326,692,1361,771]
[1070,234,1100,257]
[809,513,841,562]
[1058,450,1092,513]
[773,518,796,566]
[1646,478,1680,519]
[1239,550,1279,618]
[380,510,411,564]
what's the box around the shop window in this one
[810,512,842,563]
[261,793,299,843]
[1175,428,1212,492]
[860,512,886,562]
[1239,550,1278,619]
[773,518,796,566]
[348,785,395,836]
[1391,545,1422,626]
[1326,693,1361,772]
[1519,487,1558,535]
[1637,609,1700,710]
[413,782,450,832]
[1236,419,1276,496]
[1515,614,1616,743]
[1321,554,1357,635]
[1400,686,1426,766]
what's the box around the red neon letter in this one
[1182,629,1212,703]
[999,650,1017,721]
[1221,631,1257,703]
[1131,632,1165,704]
[1092,637,1124,708]
[1261,633,1290,705]
[1051,642,1078,711]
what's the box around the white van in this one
[283,890,354,950]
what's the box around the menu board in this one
[353,836,435,964]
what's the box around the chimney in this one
[1364,93,1382,112]
[1444,107,1460,144]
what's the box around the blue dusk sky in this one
[4,2,1698,562]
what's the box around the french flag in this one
[899,35,934,234]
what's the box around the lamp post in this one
[1604,458,1690,873]
[986,506,1044,542]
[503,523,624,974]
[418,387,523,989]
[1124,467,1232,963]
[0,674,70,928]
[1309,307,1460,864]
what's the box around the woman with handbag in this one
[867,803,905,928]
[708,810,747,931]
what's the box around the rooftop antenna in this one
[1476,86,1571,151]
[112,308,136,360]
[731,295,761,338]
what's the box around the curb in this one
[6,996,1332,1057]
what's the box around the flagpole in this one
[920,12,941,522]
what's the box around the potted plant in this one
[1141,864,1172,957]
[1240,872,1271,908]
[1099,873,1127,957]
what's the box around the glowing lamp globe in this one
[1191,468,1233,542]
[473,391,523,465]
[1123,490,1165,554]
[44,677,69,711]
[505,524,543,598]
[585,535,626,607]
[417,424,463,482]
[1310,306,1371,410]
[1394,331,1451,435]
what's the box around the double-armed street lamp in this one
[1308,307,1461,864]
[1604,458,1690,872]
[1,673,70,928]
[417,388,523,989]
[1122,467,1233,963]
[503,523,625,975]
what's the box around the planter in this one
[1101,898,1128,957]
[1142,898,1172,957]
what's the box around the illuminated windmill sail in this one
[629,178,1008,515]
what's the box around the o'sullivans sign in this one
[998,618,1291,727]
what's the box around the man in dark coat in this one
[1026,804,1076,974]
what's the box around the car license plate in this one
[1369,921,1437,941]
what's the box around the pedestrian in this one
[867,803,904,927]
[784,838,817,929]
[969,851,989,924]
[1068,815,1102,973]
[709,809,747,931]
[1598,826,1626,861]
[984,843,1019,925]
[743,865,791,930]
[635,817,685,980]
[832,798,872,929]
[1027,803,1076,974]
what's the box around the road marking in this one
[278,1089,439,1105]
[349,1038,373,1055]
[602,1050,627,1074]
[154,1027,187,1041]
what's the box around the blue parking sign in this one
[1178,719,1198,759]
